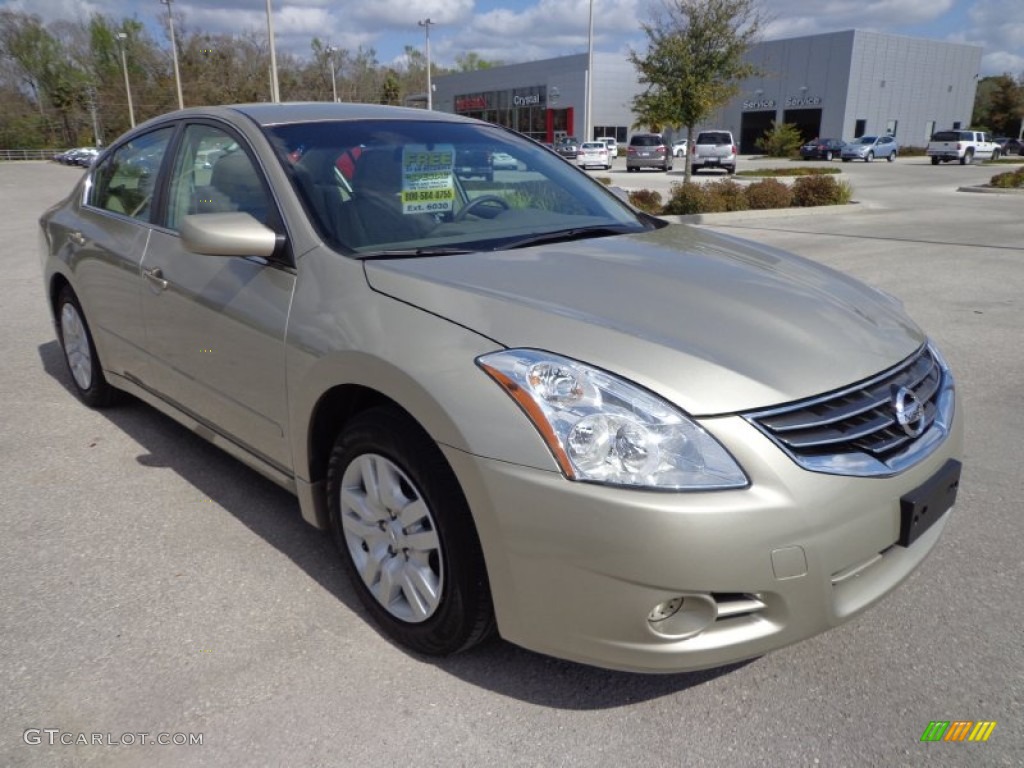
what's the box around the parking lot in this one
[2,159,1022,767]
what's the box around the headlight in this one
[477,350,748,490]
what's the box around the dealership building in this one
[432,30,982,151]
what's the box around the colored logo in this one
[920,721,996,742]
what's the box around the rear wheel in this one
[931,156,940,165]
[887,151,897,162]
[326,407,494,656]
[960,150,973,165]
[56,286,119,408]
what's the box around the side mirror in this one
[181,212,278,258]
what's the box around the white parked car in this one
[597,136,618,158]
[491,152,519,171]
[672,139,688,157]
[576,141,611,170]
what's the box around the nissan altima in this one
[39,103,962,673]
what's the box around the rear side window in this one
[88,127,174,222]
[697,132,732,144]
[630,135,663,147]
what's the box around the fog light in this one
[647,593,718,639]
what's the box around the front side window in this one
[89,127,174,222]
[166,124,272,231]
[267,119,650,255]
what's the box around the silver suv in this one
[626,133,672,172]
[691,130,737,174]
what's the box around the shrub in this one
[627,188,663,214]
[745,178,792,209]
[755,121,804,158]
[989,167,1024,188]
[791,174,849,206]
[663,182,709,215]
[704,179,749,212]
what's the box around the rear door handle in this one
[143,266,168,290]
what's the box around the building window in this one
[886,119,898,137]
[953,121,961,129]
[854,119,866,138]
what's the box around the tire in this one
[842,158,851,163]
[726,165,735,175]
[692,166,700,175]
[825,151,833,161]
[992,150,1000,161]
[887,151,896,162]
[55,286,119,408]
[326,407,494,656]
[931,156,940,165]
[960,151,972,166]
[865,151,874,162]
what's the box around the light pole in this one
[325,46,338,102]
[160,0,184,110]
[265,0,280,102]
[418,18,434,110]
[585,0,594,142]
[116,32,136,128]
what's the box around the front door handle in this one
[143,266,169,290]
[68,231,86,247]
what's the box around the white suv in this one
[691,130,737,174]
[597,137,618,159]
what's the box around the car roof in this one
[143,102,481,128]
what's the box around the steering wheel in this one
[453,195,510,222]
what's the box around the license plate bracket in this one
[898,459,961,547]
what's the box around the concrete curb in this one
[957,185,1024,195]
[657,201,863,225]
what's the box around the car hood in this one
[363,225,924,414]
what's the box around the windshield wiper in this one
[357,246,475,260]
[501,225,636,250]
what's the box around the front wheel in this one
[327,407,494,656]
[865,151,874,162]
[56,286,119,408]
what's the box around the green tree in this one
[756,120,802,157]
[988,74,1024,137]
[454,52,503,72]
[629,0,762,182]
[380,69,400,105]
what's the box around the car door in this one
[70,126,177,384]
[140,121,296,472]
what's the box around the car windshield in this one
[858,136,877,144]
[267,120,649,256]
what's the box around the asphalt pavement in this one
[2,159,1022,767]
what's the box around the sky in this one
[3,0,1022,76]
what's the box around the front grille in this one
[745,344,954,477]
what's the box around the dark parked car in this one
[799,138,845,161]
[1000,137,1023,156]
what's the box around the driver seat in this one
[348,149,436,248]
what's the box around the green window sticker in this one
[401,145,456,214]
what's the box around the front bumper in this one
[444,405,963,673]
